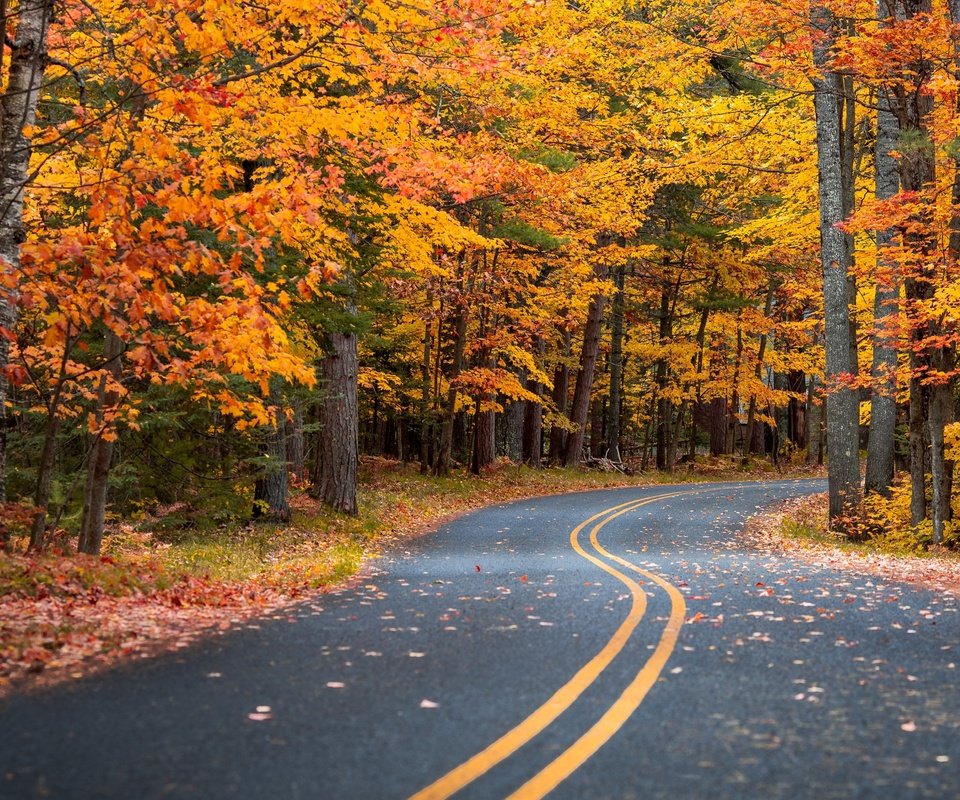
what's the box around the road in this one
[2,479,959,799]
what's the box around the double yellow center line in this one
[410,490,690,800]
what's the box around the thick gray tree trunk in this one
[563,294,607,466]
[811,2,862,523]
[0,0,54,501]
[313,331,359,514]
[865,89,900,497]
[471,408,496,473]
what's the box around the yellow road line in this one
[408,492,682,800]
[505,518,688,800]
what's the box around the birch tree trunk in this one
[0,0,54,501]
[811,1,862,523]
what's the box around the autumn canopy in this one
[0,0,958,552]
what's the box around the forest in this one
[1,0,959,557]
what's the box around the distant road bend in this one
[2,479,959,799]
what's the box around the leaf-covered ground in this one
[742,493,960,594]
[1,459,822,697]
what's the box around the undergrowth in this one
[2,457,822,601]
[779,477,960,559]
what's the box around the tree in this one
[810,0,862,524]
[0,0,54,502]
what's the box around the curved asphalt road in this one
[2,479,959,799]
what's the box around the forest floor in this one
[4,456,932,698]
[743,492,960,593]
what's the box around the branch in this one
[45,56,86,105]
[213,40,319,87]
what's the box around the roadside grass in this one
[777,491,960,558]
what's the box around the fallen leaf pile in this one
[742,493,960,593]
[0,553,315,697]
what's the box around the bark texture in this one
[563,294,607,466]
[811,2,862,522]
[0,0,54,501]
[314,331,359,515]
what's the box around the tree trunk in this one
[667,401,687,468]
[606,266,625,462]
[744,282,776,457]
[435,309,467,477]
[77,332,124,555]
[313,330,359,514]
[522,342,544,467]
[707,397,727,457]
[589,395,605,459]
[887,0,936,526]
[0,0,54,501]
[548,329,571,464]
[929,376,954,544]
[655,284,672,470]
[286,397,306,485]
[255,389,291,523]
[811,1,861,523]
[28,336,75,550]
[865,87,900,497]
[419,318,432,474]
[563,294,607,466]
[471,407,496,473]
[806,376,824,466]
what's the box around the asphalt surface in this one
[2,479,959,800]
